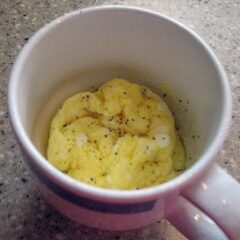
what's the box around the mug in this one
[8,6,239,240]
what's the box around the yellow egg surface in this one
[47,78,186,190]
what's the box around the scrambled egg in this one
[47,79,185,189]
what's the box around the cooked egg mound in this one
[47,79,185,189]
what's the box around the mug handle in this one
[166,164,240,239]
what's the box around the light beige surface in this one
[0,0,239,239]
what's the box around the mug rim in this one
[8,5,232,200]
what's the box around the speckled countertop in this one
[0,0,239,239]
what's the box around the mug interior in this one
[10,7,228,190]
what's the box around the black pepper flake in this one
[90,178,94,182]
[21,178,28,183]
[99,158,102,160]
[63,124,67,127]
[94,140,97,143]
[115,152,118,155]
[197,135,200,138]
[1,130,5,135]
[192,135,195,139]
[147,105,150,109]
[178,99,182,103]
[54,226,61,231]
[24,37,29,41]
[104,134,108,138]
[45,213,52,219]
[163,93,167,97]
[142,117,146,120]
[124,92,127,95]
[152,137,156,140]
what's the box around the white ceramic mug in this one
[8,6,239,240]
